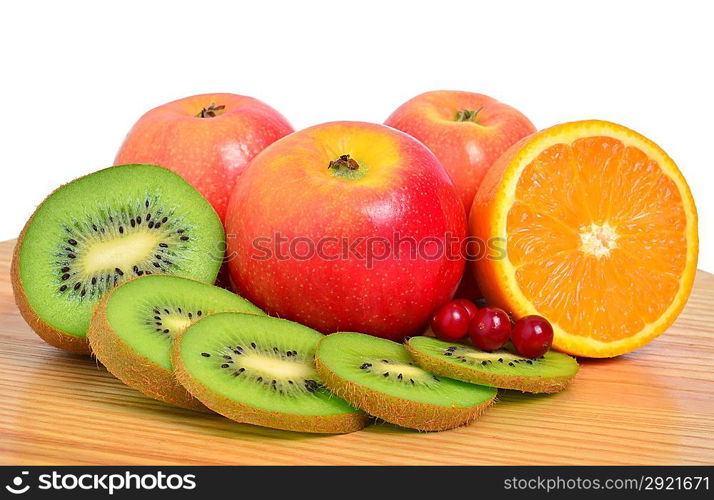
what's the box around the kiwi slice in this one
[11,164,224,353]
[406,336,579,393]
[315,332,497,431]
[88,275,263,410]
[173,313,368,433]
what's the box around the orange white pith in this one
[471,120,698,358]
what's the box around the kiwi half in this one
[173,313,368,433]
[315,332,497,431]
[88,275,263,410]
[406,336,579,393]
[11,164,224,353]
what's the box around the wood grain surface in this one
[0,239,712,465]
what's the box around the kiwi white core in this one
[459,350,525,363]
[238,353,317,380]
[81,231,162,275]
[370,360,427,380]
[161,314,194,334]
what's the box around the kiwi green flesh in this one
[406,336,579,393]
[104,275,263,371]
[16,164,224,338]
[316,332,496,408]
[176,313,360,417]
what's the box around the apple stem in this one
[328,154,367,180]
[328,154,360,171]
[455,107,483,123]
[197,103,226,118]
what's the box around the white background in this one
[1,0,712,271]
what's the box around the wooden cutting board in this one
[1,239,712,465]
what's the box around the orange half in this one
[471,120,698,358]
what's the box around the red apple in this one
[225,121,466,341]
[115,93,293,221]
[385,90,536,212]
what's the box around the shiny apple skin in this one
[115,93,294,221]
[385,90,536,213]
[225,121,466,341]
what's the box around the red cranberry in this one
[512,315,553,358]
[469,307,511,351]
[451,298,478,322]
[431,301,470,342]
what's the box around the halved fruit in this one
[173,313,368,433]
[88,275,264,410]
[406,336,579,393]
[315,332,497,431]
[12,164,225,353]
[471,120,698,357]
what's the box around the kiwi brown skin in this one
[171,329,369,434]
[314,352,495,432]
[405,340,575,394]
[11,228,92,354]
[87,288,208,412]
